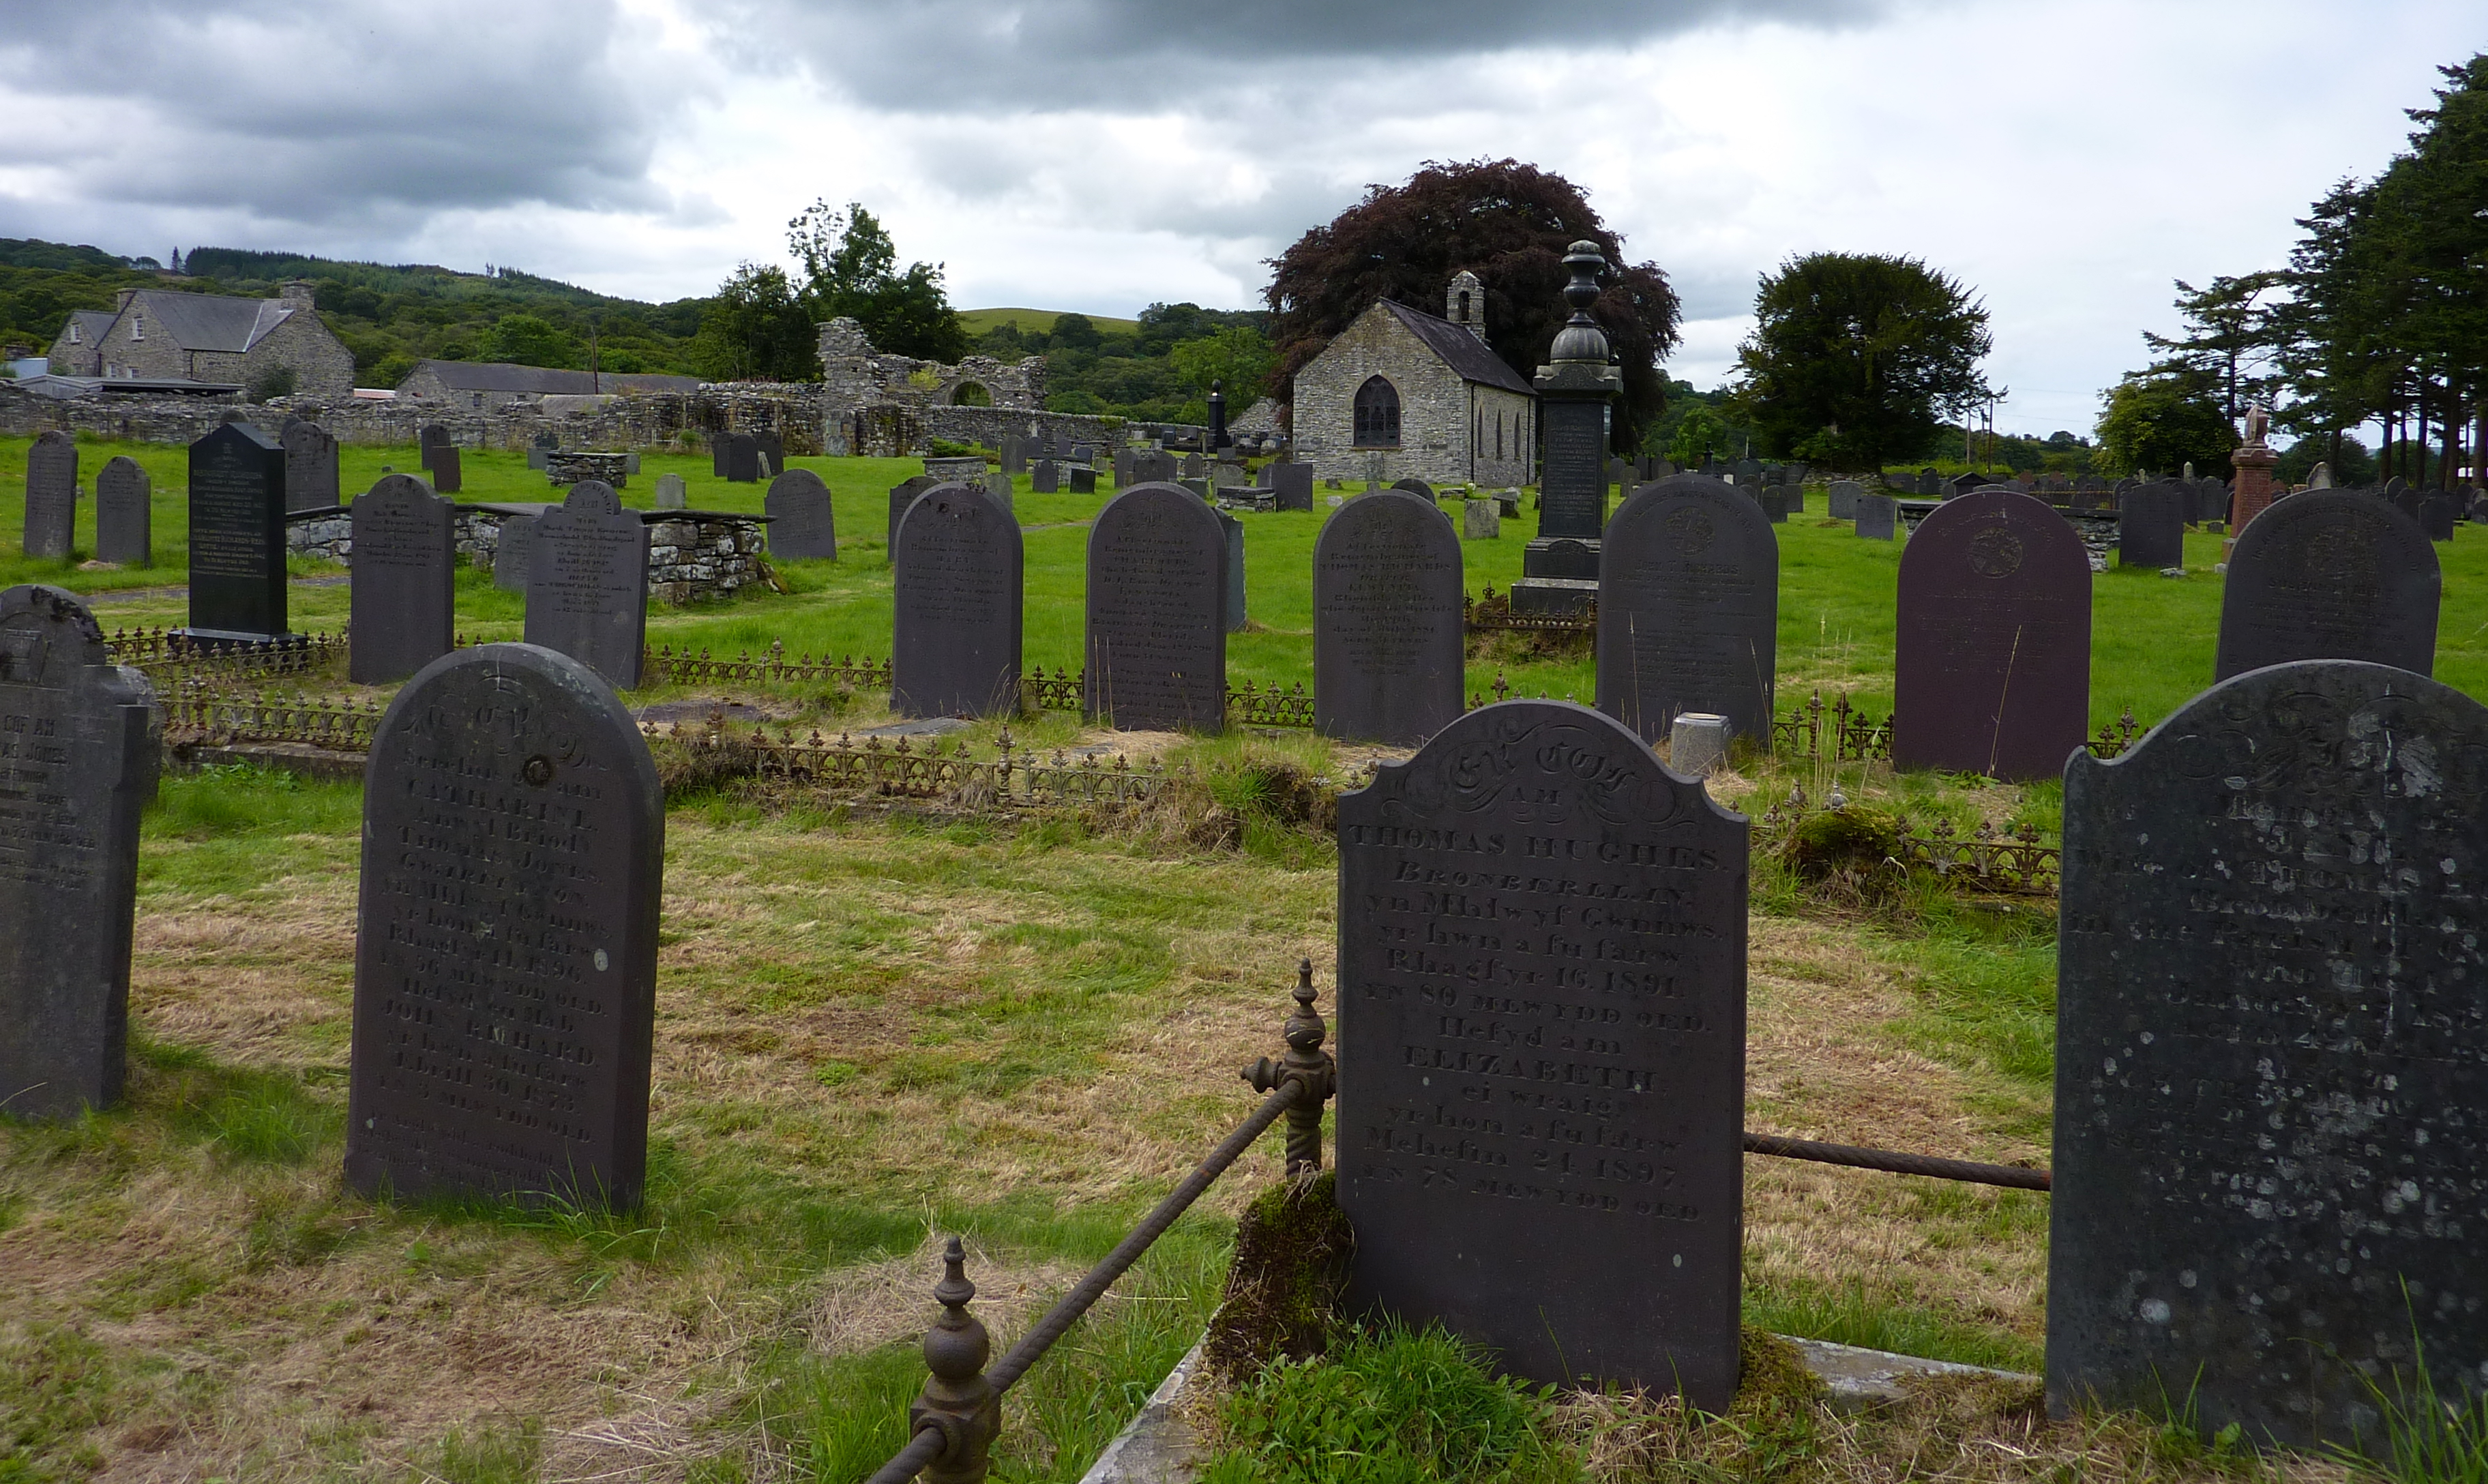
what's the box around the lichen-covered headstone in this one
[2215,490,2437,681]
[282,420,340,511]
[522,481,649,689]
[1314,489,1461,746]
[492,513,538,594]
[653,473,687,511]
[1597,475,1778,746]
[23,430,77,559]
[1854,494,1896,540]
[893,482,1022,719]
[94,457,151,567]
[765,469,837,560]
[349,475,456,685]
[1084,484,1225,732]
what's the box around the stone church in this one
[1290,271,1535,488]
[47,282,355,394]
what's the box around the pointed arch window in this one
[1352,376,1400,448]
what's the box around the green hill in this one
[959,306,1144,338]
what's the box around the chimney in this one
[115,288,140,312]
[280,279,316,306]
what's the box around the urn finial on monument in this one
[1513,240,1623,617]
[1547,241,1614,366]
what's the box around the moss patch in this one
[1200,1172,1354,1384]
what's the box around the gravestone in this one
[1337,698,1747,1406]
[752,432,784,477]
[1271,462,1315,512]
[1597,475,1779,746]
[0,584,155,1121]
[983,470,1013,513]
[1070,467,1097,494]
[2382,475,2407,501]
[2051,659,2488,1451]
[23,429,77,559]
[710,435,730,478]
[1112,447,1131,488]
[2215,490,2438,681]
[523,482,650,689]
[344,642,663,1210]
[1462,498,1500,539]
[2305,462,2333,490]
[1917,469,1942,497]
[2419,495,2457,541]
[1003,436,1027,475]
[1219,511,1247,632]
[887,475,938,550]
[349,475,457,685]
[1854,494,1897,540]
[1083,484,1226,732]
[528,445,550,471]
[654,473,687,510]
[1828,480,1861,520]
[1179,454,1204,479]
[282,420,339,511]
[93,457,151,566]
[429,445,462,495]
[724,434,761,483]
[492,514,538,593]
[1946,473,1984,499]
[421,424,451,453]
[2116,482,2185,568]
[1759,488,1790,523]
[765,469,837,560]
[186,422,291,642]
[1893,491,2090,780]
[1735,458,1763,484]
[1135,451,1178,484]
[1032,460,1060,494]
[1313,490,1462,747]
[1391,477,1436,501]
[623,452,640,475]
[893,482,1023,719]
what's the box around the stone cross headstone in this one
[765,469,837,560]
[523,481,650,689]
[1218,510,1247,632]
[654,473,687,510]
[1893,491,2091,780]
[0,585,154,1121]
[23,430,78,559]
[1083,484,1226,732]
[2215,490,2438,681]
[1462,497,1500,539]
[1031,459,1060,494]
[893,483,1023,719]
[349,475,458,685]
[282,420,339,511]
[1271,462,1314,512]
[345,642,662,1210]
[186,421,291,642]
[492,513,538,594]
[429,445,462,495]
[94,457,151,567]
[1828,480,1861,520]
[1855,492,1897,540]
[2052,659,2488,1451]
[1597,475,1779,747]
[1313,490,1462,747]
[1337,698,1747,1407]
[887,475,938,550]
[2116,481,2185,568]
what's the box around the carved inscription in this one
[2217,494,2438,681]
[186,422,288,639]
[1083,484,1224,732]
[189,458,274,579]
[1539,402,1607,539]
[1314,490,1462,746]
[893,484,1022,718]
[522,482,649,689]
[1599,477,1777,744]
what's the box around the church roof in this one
[1379,300,1533,396]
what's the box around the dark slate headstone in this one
[1032,459,1060,494]
[765,469,837,560]
[2215,491,2438,681]
[1271,462,1314,512]
[344,642,663,1211]
[1918,468,1943,497]
[893,483,1022,719]
[1218,510,1247,632]
[23,429,77,559]
[492,514,537,594]
[1734,458,1762,485]
[1390,477,1436,501]
[1135,451,1178,484]
[1338,698,1747,1406]
[2116,481,2185,568]
[1828,479,1861,520]
[2393,487,2424,523]
[1854,494,1897,540]
[1893,491,2090,780]
[282,420,339,511]
[1313,490,1461,746]
[523,481,650,689]
[2196,480,2229,524]
[429,445,462,495]
[93,457,151,567]
[0,585,153,1121]
[1946,472,1984,499]
[2419,495,2456,541]
[1003,436,1027,475]
[1759,488,1790,523]
[2051,659,2488,1451]
[887,475,937,551]
[421,424,451,447]
[724,434,760,483]
[1597,475,1779,746]
[527,446,550,471]
[349,475,457,685]
[1083,484,1226,732]
[711,435,730,479]
[186,421,291,642]
[1070,466,1097,494]
[752,432,784,477]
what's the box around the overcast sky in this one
[0,0,2474,432]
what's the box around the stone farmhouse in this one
[396,359,702,411]
[815,317,1049,456]
[1290,270,1536,488]
[46,282,355,394]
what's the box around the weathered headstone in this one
[1337,698,1747,1406]
[1390,477,1436,501]
[1070,466,1097,494]
[623,452,640,476]
[1854,493,1897,540]
[282,419,340,511]
[2419,494,2457,541]
[1462,498,1500,539]
[186,421,291,642]
[2305,461,2333,490]
[344,642,662,1209]
[2051,659,2488,1451]
[0,585,155,1121]
[1313,490,1461,746]
[983,470,1013,513]
[429,445,462,495]
[93,457,151,567]
[1597,475,1779,746]
[1083,484,1226,732]
[752,432,784,476]
[1002,436,1027,475]
[1893,491,2091,780]
[1759,488,1790,523]
[1032,460,1060,494]
[1828,480,1861,520]
[887,475,938,550]
[421,424,451,453]
[527,445,550,471]
[348,475,457,685]
[893,483,1023,719]
[724,434,760,483]
[765,469,837,560]
[1218,510,1247,632]
[23,430,77,559]
[2215,490,2438,681]
[492,514,538,593]
[2116,481,2185,568]
[710,435,730,479]
[523,481,650,689]
[1271,462,1314,512]
[654,473,687,510]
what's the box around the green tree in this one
[693,263,816,382]
[1169,327,1275,404]
[2142,271,2287,421]
[1730,252,1994,471]
[1666,404,1728,466]
[2094,368,2238,477]
[1048,312,1101,350]
[786,199,968,361]
[482,313,578,368]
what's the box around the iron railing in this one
[105,625,342,682]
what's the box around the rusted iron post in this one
[1242,959,1338,1174]
[906,1236,999,1484]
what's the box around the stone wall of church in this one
[1290,307,1537,488]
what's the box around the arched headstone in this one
[94,456,151,566]
[2215,490,2437,681]
[1083,484,1226,732]
[1893,490,2090,780]
[524,481,650,689]
[1313,488,1462,746]
[1597,475,1778,746]
[186,421,291,642]
[345,643,664,1210]
[893,482,1022,718]
[1827,479,1861,520]
[23,429,78,559]
[282,420,339,511]
[765,468,837,560]
[349,474,457,684]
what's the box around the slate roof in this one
[63,310,116,344]
[407,359,702,396]
[134,289,299,352]
[1379,301,1534,396]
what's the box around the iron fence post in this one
[1242,959,1337,1174]
[906,1236,1000,1484]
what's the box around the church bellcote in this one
[1447,270,1486,341]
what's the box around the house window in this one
[473,394,484,409]
[1352,376,1400,448]
[67,324,81,344]
[130,315,144,341]
[1496,412,1504,460]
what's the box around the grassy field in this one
[955,308,1144,338]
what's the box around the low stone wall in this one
[284,506,770,605]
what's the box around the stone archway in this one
[950,381,992,407]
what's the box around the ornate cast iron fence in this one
[1462,584,1596,637]
[164,682,385,752]
[106,626,342,683]
[1768,689,2144,765]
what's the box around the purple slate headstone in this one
[1597,475,1778,746]
[1312,489,1462,746]
[1270,461,1315,512]
[893,482,1022,719]
[428,445,462,495]
[2215,490,2438,681]
[1083,484,1225,732]
[1893,490,2091,780]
